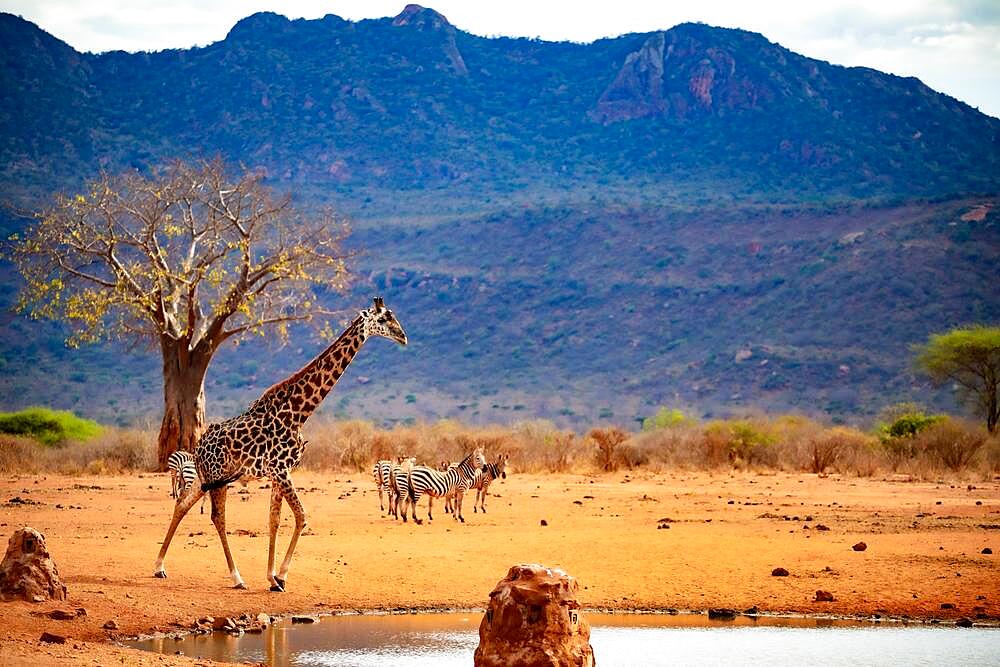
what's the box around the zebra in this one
[400,449,485,524]
[167,450,197,500]
[372,459,392,512]
[167,450,208,515]
[464,453,509,515]
[388,456,415,519]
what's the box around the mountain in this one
[0,6,998,428]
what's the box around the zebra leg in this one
[480,483,490,513]
[428,495,434,522]
[455,488,465,523]
[411,492,423,525]
[274,475,306,590]
[153,482,204,579]
[474,487,481,513]
[208,486,246,589]
[266,482,283,591]
[378,484,385,512]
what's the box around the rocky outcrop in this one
[392,4,468,76]
[592,32,667,123]
[475,564,595,667]
[592,25,775,123]
[0,527,67,602]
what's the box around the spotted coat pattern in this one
[153,297,407,591]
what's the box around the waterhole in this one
[128,612,1000,666]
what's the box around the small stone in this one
[39,631,66,644]
[708,608,736,620]
[771,567,789,577]
[102,619,118,630]
[743,606,759,616]
[212,617,237,630]
[540,519,548,526]
[291,615,318,624]
[48,609,76,620]
[956,618,973,628]
[814,590,835,602]
[941,603,955,610]
[256,612,271,626]
[982,548,993,554]
[852,542,867,551]
[815,524,830,531]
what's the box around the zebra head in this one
[495,453,509,479]
[456,449,487,481]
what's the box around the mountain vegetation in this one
[0,5,997,428]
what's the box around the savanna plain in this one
[0,418,998,666]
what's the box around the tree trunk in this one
[156,339,211,471]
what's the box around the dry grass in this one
[2,413,996,479]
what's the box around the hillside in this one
[0,6,998,428]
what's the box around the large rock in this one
[0,527,67,602]
[475,564,595,667]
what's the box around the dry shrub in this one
[911,418,988,472]
[0,428,154,474]
[630,423,705,469]
[701,419,777,468]
[0,434,43,474]
[805,426,871,474]
[588,427,630,471]
[510,420,584,472]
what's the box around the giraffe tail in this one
[201,471,243,492]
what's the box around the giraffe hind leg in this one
[208,486,246,589]
[274,474,307,589]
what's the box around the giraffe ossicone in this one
[152,296,407,590]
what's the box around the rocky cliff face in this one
[592,25,778,122]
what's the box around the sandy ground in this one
[0,470,998,665]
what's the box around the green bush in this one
[879,412,945,440]
[0,407,102,445]
[642,407,689,431]
[878,411,946,464]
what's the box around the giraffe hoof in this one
[270,584,284,593]
[273,577,285,591]
[153,570,167,579]
[233,582,247,590]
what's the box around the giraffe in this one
[152,296,407,591]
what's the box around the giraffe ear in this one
[373,296,385,310]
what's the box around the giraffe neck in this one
[252,316,367,427]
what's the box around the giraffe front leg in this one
[153,483,204,578]
[267,482,284,592]
[275,475,307,590]
[208,486,246,589]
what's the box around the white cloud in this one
[0,0,997,116]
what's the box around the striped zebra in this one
[167,450,197,500]
[388,456,415,519]
[400,449,485,524]
[463,453,509,515]
[372,459,392,512]
[167,450,209,515]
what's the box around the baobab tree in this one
[8,159,353,468]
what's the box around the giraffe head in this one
[361,296,407,346]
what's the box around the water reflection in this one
[128,612,1000,667]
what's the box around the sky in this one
[1,1,998,118]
